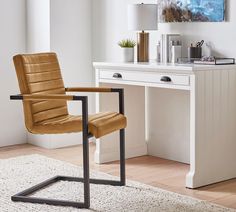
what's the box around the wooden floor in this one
[1,143,236,209]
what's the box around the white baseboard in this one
[27,133,82,149]
[94,144,148,164]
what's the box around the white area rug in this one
[0,154,234,212]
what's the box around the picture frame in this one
[158,0,225,23]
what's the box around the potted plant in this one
[118,39,136,62]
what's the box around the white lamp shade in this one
[128,4,158,31]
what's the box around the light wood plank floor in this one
[0,143,236,209]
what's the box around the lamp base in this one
[137,32,149,62]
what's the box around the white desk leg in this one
[187,70,236,188]
[94,83,147,164]
[186,75,196,188]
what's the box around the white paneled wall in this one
[26,0,94,148]
[0,0,27,147]
[50,0,94,113]
[26,0,50,52]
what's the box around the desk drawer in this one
[100,70,190,86]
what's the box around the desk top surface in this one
[93,62,236,73]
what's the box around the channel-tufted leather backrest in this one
[13,52,68,132]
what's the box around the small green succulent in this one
[118,39,136,48]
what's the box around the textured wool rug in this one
[0,154,234,212]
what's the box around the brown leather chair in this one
[10,52,126,209]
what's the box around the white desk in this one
[93,62,236,188]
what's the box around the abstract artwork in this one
[158,0,225,22]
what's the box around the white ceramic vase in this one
[121,47,134,62]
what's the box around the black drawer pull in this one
[160,76,172,82]
[113,73,122,79]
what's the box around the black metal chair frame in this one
[10,88,125,209]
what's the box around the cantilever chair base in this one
[12,177,124,208]
[11,128,125,209]
[12,172,125,209]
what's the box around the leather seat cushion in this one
[30,111,127,138]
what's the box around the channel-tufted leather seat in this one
[13,52,127,138]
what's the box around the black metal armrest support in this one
[10,95,23,100]
[110,88,124,115]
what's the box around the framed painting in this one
[158,0,225,22]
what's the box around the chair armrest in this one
[10,94,86,101]
[11,88,124,114]
[65,87,124,93]
[65,87,112,93]
[66,87,124,114]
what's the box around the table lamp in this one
[128,3,158,62]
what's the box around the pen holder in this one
[188,47,202,60]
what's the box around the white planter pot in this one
[121,48,134,62]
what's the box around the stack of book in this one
[160,34,182,63]
[194,58,235,65]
